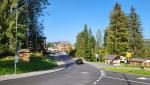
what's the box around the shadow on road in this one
[65,62,74,68]
[122,73,131,85]
[54,54,75,68]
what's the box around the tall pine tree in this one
[75,25,96,61]
[0,0,17,55]
[105,3,129,55]
[128,6,143,56]
[87,29,96,61]
[75,32,84,59]
[95,29,102,50]
[83,25,89,59]
[104,27,114,54]
[0,0,49,56]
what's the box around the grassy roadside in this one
[0,53,57,75]
[89,61,150,76]
[103,67,150,76]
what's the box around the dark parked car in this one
[75,58,84,65]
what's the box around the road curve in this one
[0,54,101,85]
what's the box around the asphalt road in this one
[0,54,101,85]
[88,62,150,85]
[0,53,150,85]
[95,70,150,85]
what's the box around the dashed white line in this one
[93,69,150,85]
[98,77,101,79]
[104,76,150,85]
[138,77,150,80]
[80,71,89,74]
[138,77,147,80]
[93,70,105,84]
[100,70,105,77]
[93,81,97,84]
[96,80,100,82]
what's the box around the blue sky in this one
[41,0,150,44]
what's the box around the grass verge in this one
[103,67,150,76]
[0,54,57,75]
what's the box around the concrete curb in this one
[0,55,75,81]
[0,67,64,81]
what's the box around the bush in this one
[69,50,76,57]
[120,61,125,64]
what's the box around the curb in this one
[0,67,64,81]
[0,55,75,81]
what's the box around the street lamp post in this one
[13,1,27,74]
[26,0,30,49]
[14,2,19,75]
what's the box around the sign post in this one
[14,55,19,75]
[95,54,99,62]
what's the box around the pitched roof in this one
[104,54,116,60]
[130,58,148,62]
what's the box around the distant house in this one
[119,56,127,63]
[104,54,116,64]
[54,41,74,52]
[104,54,127,65]
[130,58,150,66]
[47,47,59,53]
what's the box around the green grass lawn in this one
[121,63,150,69]
[103,67,150,76]
[0,54,57,75]
[90,62,150,76]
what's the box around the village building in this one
[130,58,150,66]
[104,54,116,64]
[48,41,74,52]
[104,54,127,65]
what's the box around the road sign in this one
[15,55,19,63]
[95,54,99,58]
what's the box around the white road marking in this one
[138,77,147,80]
[104,76,150,85]
[100,70,105,77]
[98,77,101,79]
[93,70,105,84]
[138,77,150,80]
[57,61,65,65]
[96,80,100,82]
[93,81,97,84]
[80,72,89,74]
